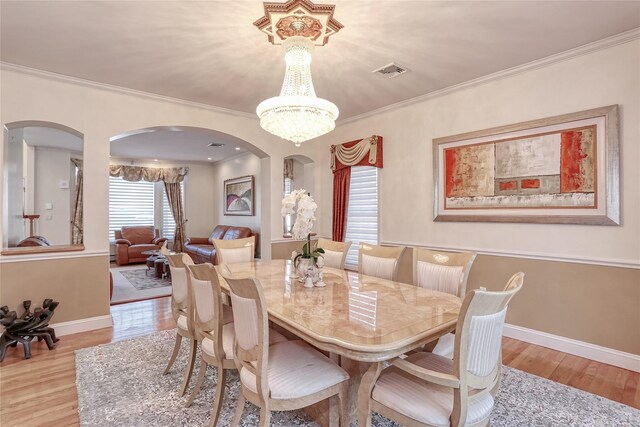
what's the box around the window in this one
[344,166,379,269]
[108,177,184,241]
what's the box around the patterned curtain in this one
[164,182,186,252]
[109,165,188,183]
[331,136,383,242]
[283,158,294,180]
[332,167,351,242]
[71,158,83,245]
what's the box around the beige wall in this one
[0,65,319,325]
[311,40,640,353]
[0,255,110,323]
[34,147,72,245]
[211,152,262,233]
[392,247,640,354]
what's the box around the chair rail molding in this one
[0,249,110,263]
[380,241,639,269]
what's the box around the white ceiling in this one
[22,127,83,153]
[1,1,639,121]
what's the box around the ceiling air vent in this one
[208,142,225,147]
[372,62,409,79]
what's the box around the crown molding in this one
[0,62,257,120]
[2,27,638,125]
[339,27,640,126]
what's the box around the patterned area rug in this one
[75,330,640,426]
[119,269,171,291]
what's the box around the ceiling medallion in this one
[254,0,343,146]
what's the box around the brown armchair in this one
[115,226,167,266]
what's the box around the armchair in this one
[115,226,167,265]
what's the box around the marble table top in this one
[217,259,462,361]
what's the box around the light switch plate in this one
[59,179,69,189]
[45,203,53,210]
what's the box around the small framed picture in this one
[224,175,255,216]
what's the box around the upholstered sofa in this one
[115,226,167,266]
[184,225,258,264]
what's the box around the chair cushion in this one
[201,325,288,360]
[208,225,230,244]
[177,314,188,331]
[416,261,464,296]
[321,249,343,269]
[361,254,397,281]
[219,246,253,264]
[240,340,348,400]
[223,226,252,241]
[432,333,456,359]
[121,226,155,245]
[372,352,494,426]
[128,244,161,258]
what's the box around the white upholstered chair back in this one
[224,276,271,398]
[413,248,476,297]
[358,243,405,281]
[166,253,194,314]
[453,273,524,391]
[317,238,352,269]
[186,264,224,331]
[213,236,255,264]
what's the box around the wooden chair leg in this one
[339,381,349,427]
[163,333,182,375]
[357,362,382,427]
[259,407,271,427]
[231,392,245,427]
[179,338,197,397]
[185,357,208,407]
[209,365,227,427]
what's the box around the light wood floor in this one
[0,297,638,426]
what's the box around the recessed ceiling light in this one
[207,157,212,160]
[235,147,241,151]
[153,159,159,162]
[208,142,225,147]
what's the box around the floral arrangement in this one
[281,189,324,266]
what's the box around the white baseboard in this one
[49,314,113,337]
[504,323,640,372]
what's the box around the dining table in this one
[216,259,462,426]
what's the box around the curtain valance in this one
[109,165,188,184]
[330,135,383,172]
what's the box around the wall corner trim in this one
[503,323,640,373]
[49,314,113,337]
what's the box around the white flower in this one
[282,189,318,240]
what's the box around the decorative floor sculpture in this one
[0,299,60,362]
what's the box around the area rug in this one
[76,330,640,426]
[119,269,171,291]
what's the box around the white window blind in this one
[161,181,184,240]
[283,177,293,235]
[344,166,379,269]
[108,177,155,240]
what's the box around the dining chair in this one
[163,253,197,397]
[212,236,256,264]
[357,272,525,427]
[413,248,477,358]
[223,275,350,427]
[185,264,289,424]
[358,243,406,281]
[317,238,352,269]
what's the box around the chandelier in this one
[254,0,343,146]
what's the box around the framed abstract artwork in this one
[224,175,255,216]
[433,105,619,225]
